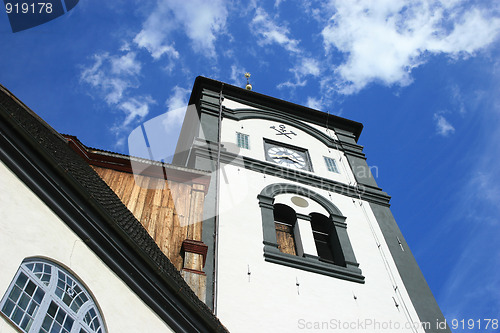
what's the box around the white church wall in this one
[214,162,424,332]
[0,160,174,333]
[220,117,354,186]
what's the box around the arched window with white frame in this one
[0,258,106,333]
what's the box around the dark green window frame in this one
[257,183,364,283]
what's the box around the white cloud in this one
[439,156,500,321]
[111,52,142,76]
[173,0,228,57]
[133,11,179,60]
[471,172,500,204]
[119,96,155,128]
[134,0,228,59]
[128,86,191,163]
[434,113,455,136]
[277,79,307,90]
[306,96,323,110]
[81,50,156,133]
[297,57,321,77]
[80,0,229,144]
[161,86,191,137]
[81,53,137,104]
[250,7,301,53]
[230,65,247,87]
[450,84,466,114]
[274,0,284,8]
[321,0,500,94]
[278,57,321,89]
[165,86,190,118]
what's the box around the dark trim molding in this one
[182,268,207,276]
[189,77,364,141]
[258,183,364,283]
[368,203,451,333]
[263,251,365,283]
[182,239,209,267]
[224,108,345,150]
[191,142,392,206]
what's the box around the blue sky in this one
[1,0,500,331]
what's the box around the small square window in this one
[236,132,249,149]
[324,157,339,173]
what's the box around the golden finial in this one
[245,72,252,91]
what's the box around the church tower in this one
[173,76,449,333]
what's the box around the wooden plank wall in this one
[92,166,204,271]
[275,223,297,255]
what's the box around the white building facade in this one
[174,77,450,333]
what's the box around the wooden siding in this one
[181,270,207,303]
[275,222,297,256]
[92,166,205,271]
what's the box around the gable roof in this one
[0,84,228,333]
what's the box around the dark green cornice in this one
[190,142,391,206]
[190,76,364,142]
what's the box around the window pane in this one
[27,301,38,316]
[1,260,106,333]
[84,306,103,332]
[273,204,296,224]
[26,262,52,286]
[34,289,44,304]
[12,307,23,324]
[324,156,339,173]
[48,301,57,317]
[314,238,335,262]
[41,302,74,333]
[34,263,43,273]
[25,281,36,296]
[50,321,61,333]
[15,273,28,288]
[10,286,22,303]
[20,315,33,330]
[1,273,45,332]
[236,132,249,149]
[18,294,30,310]
[311,213,335,262]
[56,309,65,324]
[2,299,15,317]
[42,316,52,330]
[64,316,74,331]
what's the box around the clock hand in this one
[270,153,292,159]
[269,154,290,159]
[271,154,300,164]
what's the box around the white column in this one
[294,214,317,258]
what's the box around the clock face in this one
[266,146,307,170]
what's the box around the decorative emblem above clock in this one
[264,140,312,171]
[270,124,297,139]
